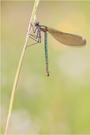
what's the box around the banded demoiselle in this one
[28,22,86,77]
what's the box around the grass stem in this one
[5,0,40,134]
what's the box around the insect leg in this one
[37,28,41,43]
[28,23,38,41]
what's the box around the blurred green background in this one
[1,1,90,134]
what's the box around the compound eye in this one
[35,22,39,26]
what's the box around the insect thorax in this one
[39,25,48,32]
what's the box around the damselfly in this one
[27,22,86,77]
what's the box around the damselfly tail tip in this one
[46,70,49,77]
[46,73,49,77]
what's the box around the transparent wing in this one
[48,27,86,46]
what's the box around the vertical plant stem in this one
[5,0,40,134]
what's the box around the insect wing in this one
[48,27,86,46]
